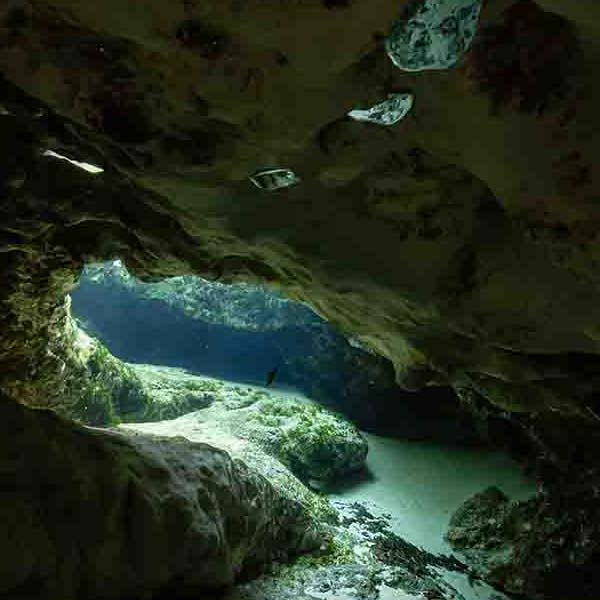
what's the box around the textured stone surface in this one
[0,395,321,600]
[56,311,152,425]
[71,261,408,431]
[122,369,368,487]
[446,483,600,599]
[1,1,600,597]
[1,1,600,419]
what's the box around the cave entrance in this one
[65,260,536,600]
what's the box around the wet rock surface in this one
[228,500,504,600]
[121,365,368,488]
[0,0,600,598]
[386,0,482,71]
[0,395,321,600]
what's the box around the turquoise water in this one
[331,432,536,555]
[330,432,537,600]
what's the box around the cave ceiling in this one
[1,0,600,418]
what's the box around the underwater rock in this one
[122,366,368,487]
[446,482,600,599]
[385,0,482,71]
[230,500,484,600]
[223,396,369,487]
[0,396,320,600]
[72,261,405,430]
[348,93,414,126]
[2,7,600,600]
[128,364,219,421]
[53,312,151,426]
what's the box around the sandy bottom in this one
[330,432,535,555]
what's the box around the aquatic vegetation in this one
[232,398,368,487]
[386,0,482,71]
[127,364,221,421]
[58,319,150,426]
[120,364,367,487]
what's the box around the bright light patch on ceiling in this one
[348,93,414,126]
[43,149,104,174]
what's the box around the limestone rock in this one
[0,396,321,600]
[129,364,220,422]
[1,2,600,597]
[218,395,369,487]
[58,313,151,425]
[446,482,600,599]
[125,366,368,488]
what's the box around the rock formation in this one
[121,369,369,488]
[1,0,600,597]
[0,395,320,599]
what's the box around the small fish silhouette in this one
[266,367,278,387]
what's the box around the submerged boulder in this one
[0,396,321,600]
[124,365,368,488]
[446,483,600,599]
[225,396,369,488]
[445,486,522,575]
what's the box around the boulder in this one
[123,365,369,488]
[0,396,321,600]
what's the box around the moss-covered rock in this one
[124,364,368,487]
[55,314,151,426]
[126,363,219,421]
[233,398,368,487]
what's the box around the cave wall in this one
[1,0,600,597]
